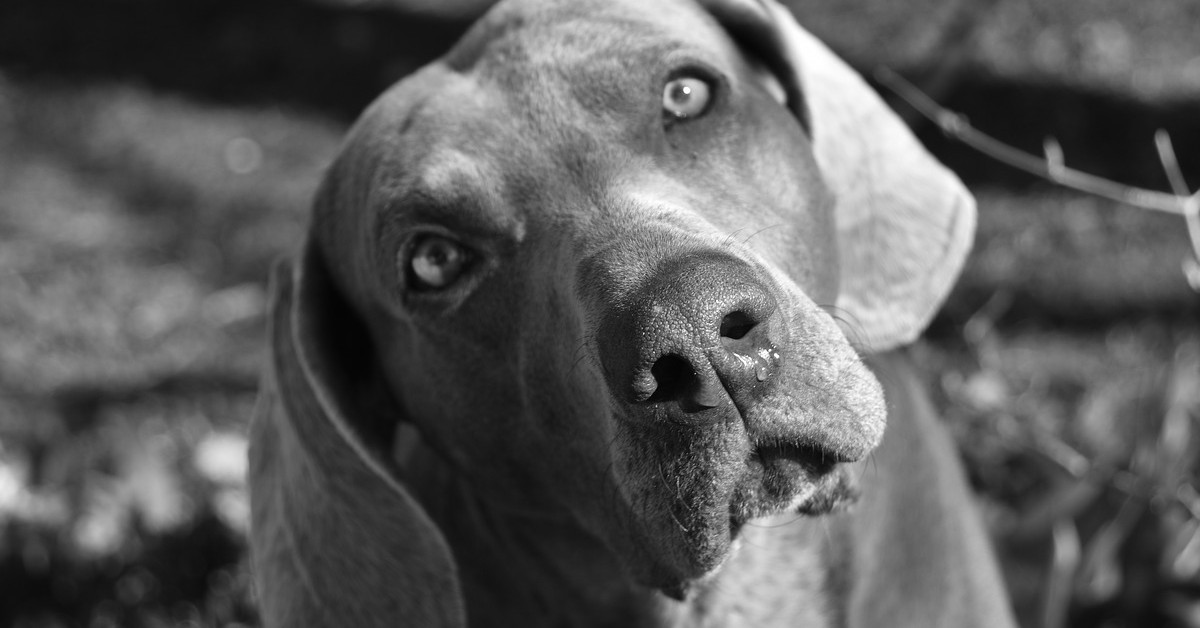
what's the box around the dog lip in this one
[727,442,860,528]
[791,466,860,515]
[753,441,840,474]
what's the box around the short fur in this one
[249,0,1016,626]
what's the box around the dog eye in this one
[407,235,470,290]
[662,76,712,120]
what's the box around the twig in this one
[894,0,1005,126]
[876,67,1200,291]
[876,68,1185,215]
[1043,520,1079,628]
[1076,496,1143,604]
[962,289,1013,372]
[1153,131,1200,289]
[1155,131,1191,200]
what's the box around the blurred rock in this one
[193,433,248,487]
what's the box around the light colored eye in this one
[407,236,469,290]
[662,76,712,120]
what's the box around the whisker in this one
[657,459,691,534]
[818,303,872,352]
[722,226,749,247]
[567,336,591,377]
[741,223,784,244]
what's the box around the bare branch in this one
[875,67,1187,216]
[1154,130,1191,198]
[876,67,1200,292]
[1043,520,1079,628]
[893,0,1005,126]
[1153,130,1200,288]
[1043,137,1065,178]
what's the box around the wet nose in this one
[597,252,782,422]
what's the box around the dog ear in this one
[249,243,466,627]
[701,0,975,351]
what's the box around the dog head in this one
[251,0,974,619]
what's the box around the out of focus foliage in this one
[0,82,337,626]
[0,0,1197,627]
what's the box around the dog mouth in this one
[727,441,860,535]
[635,438,860,599]
[607,399,876,599]
[756,441,839,477]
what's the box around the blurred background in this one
[0,0,1197,626]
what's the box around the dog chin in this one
[647,537,738,601]
[648,464,859,601]
[629,505,739,600]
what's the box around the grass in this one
[0,79,338,627]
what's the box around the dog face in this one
[312,0,886,591]
[257,1,980,615]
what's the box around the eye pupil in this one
[663,75,711,120]
[407,236,468,290]
[426,245,448,265]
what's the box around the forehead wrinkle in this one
[419,147,489,194]
[385,146,526,241]
[396,0,760,245]
[487,17,674,71]
[473,13,713,126]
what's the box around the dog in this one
[248,0,1018,625]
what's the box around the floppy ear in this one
[701,0,975,352]
[248,243,466,628]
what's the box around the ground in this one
[0,1,1198,626]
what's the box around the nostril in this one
[645,354,722,413]
[719,310,757,341]
[646,354,693,403]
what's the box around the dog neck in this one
[396,426,666,627]
[395,424,850,628]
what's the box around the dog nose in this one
[597,252,781,421]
